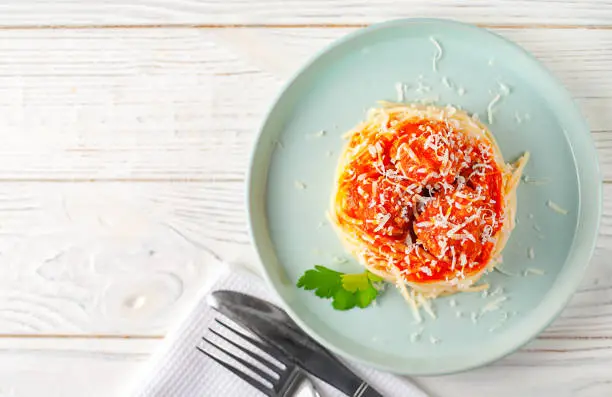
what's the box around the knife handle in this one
[353,382,384,397]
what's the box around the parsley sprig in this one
[296,265,384,310]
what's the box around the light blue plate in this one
[247,19,601,375]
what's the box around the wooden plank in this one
[0,335,609,396]
[0,1,609,27]
[417,337,612,397]
[0,28,607,181]
[0,179,607,336]
[0,181,231,334]
[0,27,606,336]
[0,337,155,397]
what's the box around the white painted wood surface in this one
[0,1,609,396]
[0,0,610,26]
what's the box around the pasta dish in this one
[329,102,528,320]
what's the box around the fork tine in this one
[203,336,277,384]
[215,318,290,365]
[196,346,274,397]
[209,327,283,373]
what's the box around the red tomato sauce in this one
[336,118,504,283]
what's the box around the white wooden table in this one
[0,1,611,396]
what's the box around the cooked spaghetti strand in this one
[330,103,528,314]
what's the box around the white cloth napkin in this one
[131,267,429,397]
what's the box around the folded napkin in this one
[131,266,429,397]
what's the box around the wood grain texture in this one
[0,26,606,336]
[0,1,609,27]
[417,338,612,397]
[0,14,606,397]
[0,182,235,335]
[0,336,609,397]
[0,337,154,397]
[0,28,609,181]
[0,179,609,337]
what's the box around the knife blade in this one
[208,290,384,397]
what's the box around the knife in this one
[208,290,384,397]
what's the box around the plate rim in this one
[246,17,603,375]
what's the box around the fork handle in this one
[352,382,384,397]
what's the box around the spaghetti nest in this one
[330,103,528,317]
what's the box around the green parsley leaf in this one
[296,265,342,298]
[296,265,386,311]
[341,272,370,292]
[332,288,356,310]
[355,287,378,308]
[367,272,383,283]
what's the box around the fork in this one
[198,318,320,397]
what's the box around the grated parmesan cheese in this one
[527,247,535,260]
[294,180,306,189]
[307,130,326,139]
[498,82,511,96]
[332,101,530,325]
[449,298,457,307]
[429,335,441,344]
[442,76,453,88]
[417,294,437,319]
[481,296,507,314]
[392,268,422,324]
[457,86,466,96]
[410,327,424,343]
[471,312,479,324]
[547,200,568,215]
[455,310,463,318]
[523,175,551,185]
[490,286,504,297]
[373,213,391,232]
[430,37,443,72]
[489,311,509,332]
[368,145,377,157]
[514,111,523,124]
[523,267,545,276]
[486,94,501,124]
[494,266,516,277]
[415,80,431,94]
[395,82,406,102]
